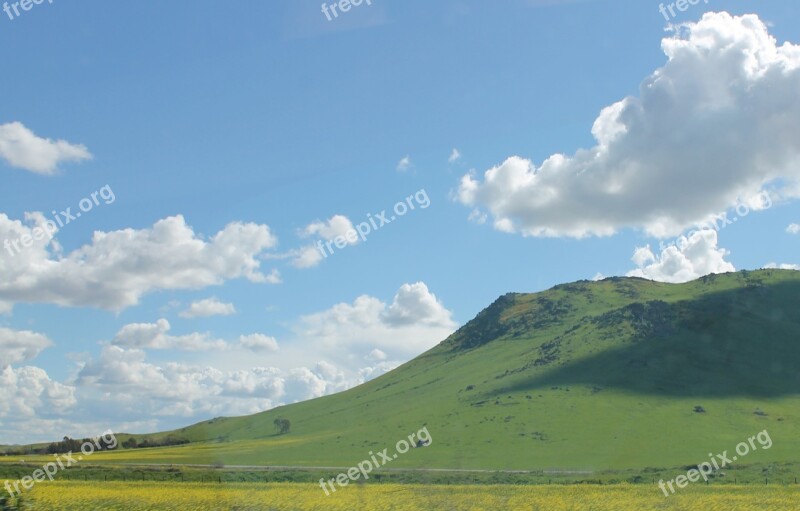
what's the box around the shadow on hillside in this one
[490,281,800,398]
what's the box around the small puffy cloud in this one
[262,268,282,284]
[467,208,487,225]
[179,297,236,318]
[457,13,800,239]
[381,282,456,327]
[298,282,457,357]
[448,148,462,163]
[239,333,280,353]
[627,229,735,283]
[396,155,412,172]
[788,224,800,234]
[366,348,387,361]
[0,327,53,368]
[301,215,358,244]
[112,319,228,351]
[0,122,92,175]
[289,244,325,269]
[292,215,358,268]
[0,214,280,311]
[283,362,350,402]
[357,361,400,383]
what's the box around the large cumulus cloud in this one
[458,12,800,238]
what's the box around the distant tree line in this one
[2,436,118,456]
[121,435,190,450]
[1,434,192,456]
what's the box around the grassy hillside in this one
[7,269,800,473]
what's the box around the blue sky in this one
[1,0,798,443]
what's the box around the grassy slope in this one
[8,270,800,472]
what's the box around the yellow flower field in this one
[13,481,800,510]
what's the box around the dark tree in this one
[274,418,291,435]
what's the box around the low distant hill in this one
[19,270,800,472]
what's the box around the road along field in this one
[6,481,800,511]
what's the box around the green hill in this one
[15,270,800,473]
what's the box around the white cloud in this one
[299,245,331,268]
[283,363,349,402]
[788,224,800,234]
[289,245,325,269]
[0,366,76,419]
[74,346,349,421]
[262,268,282,284]
[448,148,462,163]
[366,348,387,361]
[381,282,456,327]
[113,319,284,354]
[356,361,399,382]
[179,297,236,318]
[467,208,487,225]
[239,333,279,353]
[3,281,457,442]
[457,13,800,238]
[112,319,228,351]
[627,229,736,283]
[396,155,412,172]
[0,122,92,175]
[0,327,53,368]
[1,211,64,258]
[301,215,358,243]
[292,215,358,268]
[298,282,457,357]
[0,328,74,427]
[76,346,280,416]
[0,214,280,311]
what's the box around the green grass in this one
[4,269,800,476]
